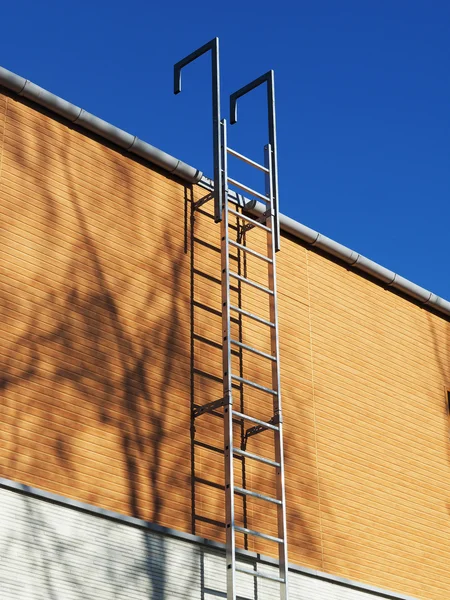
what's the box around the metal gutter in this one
[0,66,202,184]
[1,65,449,320]
[199,181,450,319]
[278,213,450,316]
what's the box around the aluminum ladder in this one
[175,40,288,600]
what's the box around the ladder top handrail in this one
[174,38,222,223]
[229,70,281,252]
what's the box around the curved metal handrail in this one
[174,38,222,222]
[229,70,280,250]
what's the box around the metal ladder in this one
[175,39,288,600]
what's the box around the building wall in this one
[0,483,415,600]
[0,89,449,599]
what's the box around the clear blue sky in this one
[1,0,449,299]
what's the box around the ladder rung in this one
[232,410,278,430]
[231,377,278,396]
[234,526,283,544]
[226,147,270,173]
[229,272,274,295]
[227,177,270,203]
[227,208,271,231]
[235,566,285,583]
[234,486,282,505]
[232,447,280,468]
[230,305,275,328]
[230,339,276,361]
[229,240,272,263]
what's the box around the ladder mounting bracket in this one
[237,210,270,243]
[193,192,214,212]
[193,398,225,418]
[242,414,279,447]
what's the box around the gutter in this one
[0,67,202,184]
[277,214,450,314]
[200,178,450,319]
[1,66,449,320]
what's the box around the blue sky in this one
[1,0,449,299]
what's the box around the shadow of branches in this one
[0,96,327,598]
[0,99,200,598]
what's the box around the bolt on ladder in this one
[175,41,288,600]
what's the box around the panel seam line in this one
[305,249,325,570]
[0,97,8,183]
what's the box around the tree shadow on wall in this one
[0,487,205,600]
[0,108,204,598]
[0,98,332,598]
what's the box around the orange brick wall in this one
[0,89,449,599]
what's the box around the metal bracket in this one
[193,398,225,418]
[237,210,271,244]
[174,38,222,223]
[242,414,279,448]
[193,192,214,212]
[229,70,280,251]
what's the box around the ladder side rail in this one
[230,70,280,250]
[267,71,280,251]
[221,119,237,600]
[174,37,222,223]
[266,144,289,598]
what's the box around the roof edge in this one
[1,65,448,320]
[199,179,450,319]
[0,66,203,184]
[280,212,450,316]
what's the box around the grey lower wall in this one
[0,483,415,600]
